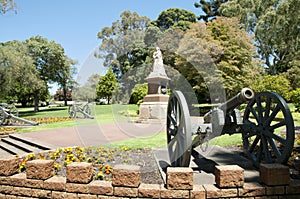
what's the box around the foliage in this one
[26,36,77,110]
[176,17,261,101]
[97,10,151,80]
[150,8,197,31]
[73,74,101,101]
[0,41,44,106]
[219,0,300,75]
[0,37,76,109]
[250,75,292,100]
[96,67,119,104]
[289,88,300,112]
[130,83,148,105]
[194,0,228,21]
[0,0,16,14]
[286,64,300,90]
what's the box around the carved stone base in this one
[138,98,169,124]
[143,94,169,103]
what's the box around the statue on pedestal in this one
[150,47,167,77]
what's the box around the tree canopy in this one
[219,0,300,75]
[150,8,197,31]
[175,17,261,100]
[0,0,16,14]
[194,0,228,21]
[96,67,118,104]
[97,10,151,80]
[0,36,76,109]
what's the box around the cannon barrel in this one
[219,88,254,112]
[203,87,255,125]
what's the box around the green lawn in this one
[16,103,139,133]
[13,102,300,148]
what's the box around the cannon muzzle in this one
[204,88,254,124]
[219,88,254,112]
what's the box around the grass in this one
[16,103,139,133]
[10,102,300,148]
[102,132,167,149]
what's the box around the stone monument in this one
[139,47,170,123]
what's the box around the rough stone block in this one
[26,159,54,180]
[112,164,140,187]
[266,185,285,195]
[10,173,43,188]
[0,185,13,194]
[167,167,193,190]
[0,176,10,185]
[238,182,266,197]
[78,194,98,199]
[44,176,66,191]
[191,184,205,199]
[203,184,238,198]
[0,156,19,176]
[89,180,113,195]
[215,165,244,188]
[114,187,138,197]
[160,185,190,198]
[11,187,32,196]
[66,183,89,193]
[138,183,161,198]
[31,188,51,198]
[260,163,290,186]
[66,162,93,184]
[286,179,300,194]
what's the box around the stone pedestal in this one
[138,73,170,124]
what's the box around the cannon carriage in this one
[68,102,94,119]
[0,103,38,126]
[166,88,295,167]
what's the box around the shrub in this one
[289,88,300,112]
[250,75,291,100]
[130,83,148,106]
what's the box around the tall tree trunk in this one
[34,90,39,112]
[63,87,68,106]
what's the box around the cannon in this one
[68,102,94,119]
[0,104,38,126]
[166,88,295,167]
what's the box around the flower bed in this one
[17,146,163,184]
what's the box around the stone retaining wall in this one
[0,156,300,198]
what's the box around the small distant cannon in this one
[166,88,295,167]
[0,104,38,126]
[68,102,94,119]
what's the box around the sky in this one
[1,0,201,93]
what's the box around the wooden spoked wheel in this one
[0,107,5,125]
[242,92,295,166]
[68,105,76,118]
[166,91,192,167]
[83,104,91,116]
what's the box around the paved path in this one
[16,121,165,148]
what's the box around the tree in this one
[26,36,76,111]
[176,17,262,101]
[55,58,77,105]
[130,83,148,105]
[74,74,101,101]
[194,0,228,21]
[219,0,300,74]
[150,8,197,31]
[0,0,16,14]
[0,41,44,106]
[97,10,151,80]
[250,75,291,100]
[286,64,300,90]
[96,67,118,104]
